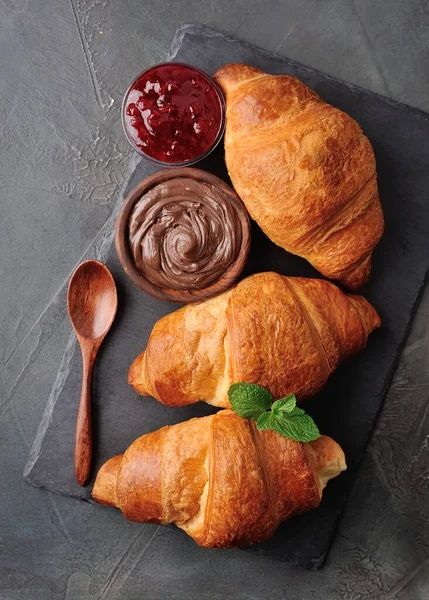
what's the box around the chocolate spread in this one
[128,177,244,291]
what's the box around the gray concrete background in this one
[1,1,429,598]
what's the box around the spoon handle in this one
[75,345,95,486]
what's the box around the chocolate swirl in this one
[128,177,246,291]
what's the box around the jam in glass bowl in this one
[122,63,225,167]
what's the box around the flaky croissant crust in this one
[92,410,346,548]
[129,272,380,408]
[214,63,384,289]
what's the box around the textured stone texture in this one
[1,0,429,597]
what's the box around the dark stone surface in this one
[2,2,429,598]
[23,24,429,571]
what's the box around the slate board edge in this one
[172,23,429,122]
[23,24,429,570]
[23,152,143,485]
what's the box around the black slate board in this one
[25,24,429,569]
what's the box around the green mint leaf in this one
[230,383,321,443]
[256,411,275,430]
[270,412,321,442]
[271,395,296,415]
[228,383,273,419]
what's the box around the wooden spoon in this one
[67,260,118,486]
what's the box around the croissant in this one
[92,409,346,548]
[129,272,380,408]
[214,64,384,289]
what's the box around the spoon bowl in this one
[68,260,117,340]
[67,260,118,486]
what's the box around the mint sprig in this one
[228,382,273,419]
[228,384,320,443]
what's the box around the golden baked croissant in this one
[92,409,346,548]
[214,63,384,289]
[129,272,380,408]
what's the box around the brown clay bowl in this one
[115,168,251,303]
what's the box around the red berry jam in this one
[123,63,225,165]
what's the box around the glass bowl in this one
[121,62,226,167]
